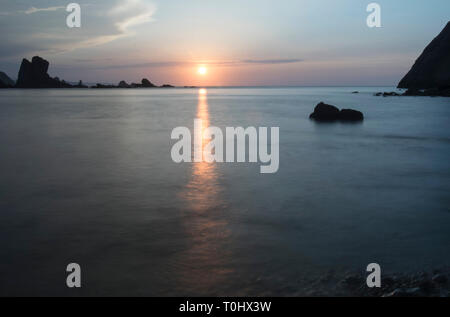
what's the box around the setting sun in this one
[197,66,207,75]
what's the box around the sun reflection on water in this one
[176,89,233,294]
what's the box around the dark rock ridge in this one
[16,56,74,88]
[309,102,364,122]
[398,21,450,94]
[2,56,177,89]
[0,71,15,88]
[374,88,450,97]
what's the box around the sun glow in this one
[197,66,207,75]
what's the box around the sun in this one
[197,66,207,75]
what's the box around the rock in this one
[432,274,448,285]
[141,78,155,88]
[341,275,364,289]
[118,80,131,88]
[15,56,72,88]
[383,287,423,297]
[398,22,450,90]
[339,109,364,122]
[383,92,401,97]
[352,91,359,94]
[309,102,340,121]
[92,83,116,89]
[0,71,15,88]
[309,102,364,122]
[161,84,174,88]
[74,80,87,88]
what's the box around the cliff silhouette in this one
[398,21,450,94]
[2,56,175,89]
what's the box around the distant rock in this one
[92,83,116,89]
[161,84,174,88]
[15,56,72,88]
[118,80,131,88]
[0,71,15,88]
[373,91,401,97]
[351,91,359,94]
[74,80,88,88]
[398,21,450,94]
[309,102,364,122]
[141,78,156,88]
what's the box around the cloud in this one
[0,0,157,59]
[242,59,304,64]
[109,0,156,33]
[58,0,157,52]
[75,58,304,69]
[24,6,65,15]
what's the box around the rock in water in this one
[0,71,15,88]
[398,22,450,90]
[16,56,72,88]
[310,102,364,122]
[118,80,131,88]
[141,78,156,88]
[309,102,340,121]
[339,109,364,122]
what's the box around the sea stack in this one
[309,102,364,122]
[15,56,72,88]
[398,22,450,95]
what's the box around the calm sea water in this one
[0,87,449,296]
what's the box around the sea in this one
[0,87,449,296]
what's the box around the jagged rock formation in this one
[398,22,450,91]
[118,80,131,88]
[141,78,155,87]
[309,102,364,122]
[0,71,15,88]
[15,56,73,88]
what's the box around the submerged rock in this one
[309,102,364,122]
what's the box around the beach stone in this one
[383,287,423,297]
[432,274,448,285]
[341,274,364,289]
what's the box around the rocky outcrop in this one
[398,22,450,91]
[118,80,131,88]
[15,56,73,88]
[309,102,364,122]
[141,78,155,88]
[309,102,340,121]
[339,109,364,121]
[0,71,15,88]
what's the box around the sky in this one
[0,0,449,86]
